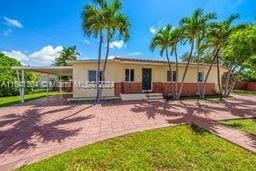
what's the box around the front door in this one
[142,68,152,91]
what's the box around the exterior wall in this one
[72,62,121,98]
[153,83,216,97]
[234,81,248,90]
[119,63,222,84]
[72,61,226,98]
[247,82,256,91]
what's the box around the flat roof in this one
[68,57,228,70]
[12,66,73,76]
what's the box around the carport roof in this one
[12,66,73,76]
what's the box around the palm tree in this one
[54,46,79,66]
[82,0,130,102]
[202,14,239,99]
[169,27,183,99]
[150,25,175,99]
[101,0,130,82]
[177,8,216,99]
[82,0,107,102]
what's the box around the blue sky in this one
[0,0,255,66]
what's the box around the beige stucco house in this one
[13,57,227,101]
[69,57,227,100]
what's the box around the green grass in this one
[19,125,256,171]
[232,89,256,95]
[219,119,256,136]
[0,91,60,107]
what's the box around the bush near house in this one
[0,53,38,97]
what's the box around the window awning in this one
[12,66,73,76]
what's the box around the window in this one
[198,72,204,82]
[167,71,177,82]
[88,70,103,82]
[125,69,135,82]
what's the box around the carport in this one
[12,66,73,103]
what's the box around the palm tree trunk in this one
[96,31,103,103]
[202,48,219,99]
[177,40,194,99]
[196,53,201,98]
[216,53,222,100]
[174,48,179,100]
[101,29,110,99]
[102,29,110,82]
[224,62,233,96]
[166,49,174,100]
[227,67,243,96]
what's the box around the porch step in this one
[146,93,164,101]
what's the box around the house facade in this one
[70,57,227,100]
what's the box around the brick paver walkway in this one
[193,119,256,154]
[0,94,255,170]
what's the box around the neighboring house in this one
[70,57,227,100]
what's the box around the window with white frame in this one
[125,69,134,82]
[197,71,204,82]
[167,71,177,82]
[88,70,103,82]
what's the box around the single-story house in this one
[13,57,227,101]
[69,57,227,100]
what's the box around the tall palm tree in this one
[150,25,175,99]
[169,27,183,99]
[178,8,216,99]
[82,0,130,102]
[202,14,239,99]
[54,46,79,66]
[101,0,130,82]
[82,0,107,102]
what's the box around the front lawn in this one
[19,125,256,171]
[0,91,60,107]
[219,119,256,136]
[232,89,256,95]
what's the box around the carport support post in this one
[21,70,25,103]
[47,74,49,97]
[16,70,22,103]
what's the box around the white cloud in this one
[2,45,63,66]
[3,16,23,28]
[2,50,29,65]
[109,40,125,49]
[108,55,116,59]
[149,27,157,34]
[30,46,63,65]
[83,39,91,45]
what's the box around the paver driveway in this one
[0,94,255,169]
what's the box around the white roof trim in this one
[12,66,73,76]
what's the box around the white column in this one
[47,74,49,97]
[16,70,22,103]
[21,70,25,103]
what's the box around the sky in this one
[0,0,255,66]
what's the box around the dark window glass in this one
[125,69,130,81]
[173,71,177,82]
[198,72,204,82]
[167,71,171,81]
[167,71,177,82]
[125,69,135,82]
[130,69,134,81]
[89,70,96,82]
[99,71,103,81]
